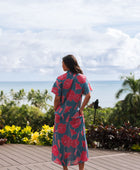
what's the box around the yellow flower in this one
[30,132,39,144]
[0,129,5,134]
[21,126,32,134]
[22,137,29,143]
[4,125,21,133]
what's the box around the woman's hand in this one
[79,92,91,115]
[54,95,60,111]
[79,108,84,116]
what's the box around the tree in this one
[10,89,26,105]
[27,89,52,111]
[115,73,140,125]
[0,90,8,105]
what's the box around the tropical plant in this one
[83,107,113,127]
[0,125,54,145]
[0,90,8,105]
[86,123,140,150]
[115,73,140,125]
[27,89,52,110]
[10,89,26,105]
[0,104,46,131]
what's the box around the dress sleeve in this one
[51,78,62,96]
[82,78,93,95]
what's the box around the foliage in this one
[115,73,140,126]
[10,89,26,105]
[86,123,140,150]
[38,125,54,146]
[27,89,52,110]
[44,106,55,127]
[131,144,140,152]
[0,104,46,131]
[83,107,113,128]
[0,125,54,145]
[0,88,52,111]
[0,90,10,105]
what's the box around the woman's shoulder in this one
[76,73,87,84]
[57,72,67,81]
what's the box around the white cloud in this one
[0,0,140,30]
[0,27,140,80]
[0,0,140,81]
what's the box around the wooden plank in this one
[15,165,31,170]
[85,161,105,170]
[0,144,140,170]
[7,144,51,162]
[1,145,44,163]
[0,154,20,166]
[43,162,62,170]
[0,158,11,167]
[11,144,52,158]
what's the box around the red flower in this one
[75,83,82,90]
[58,73,67,80]
[82,141,86,148]
[88,82,93,91]
[57,123,66,134]
[67,162,71,166]
[74,149,77,156]
[66,115,70,122]
[58,139,60,148]
[67,90,81,103]
[61,135,72,147]
[72,111,80,118]
[52,145,59,156]
[73,157,80,165]
[56,79,60,87]
[61,96,65,103]
[63,79,73,89]
[73,94,81,103]
[51,87,58,95]
[59,107,63,113]
[71,139,79,148]
[80,151,88,162]
[54,158,62,165]
[55,114,60,124]
[70,129,77,136]
[77,74,86,84]
[70,118,81,129]
[64,106,72,113]
[67,90,75,101]
[64,152,71,159]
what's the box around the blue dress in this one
[51,70,92,166]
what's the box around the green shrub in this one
[86,123,140,151]
[131,144,140,152]
[0,125,54,145]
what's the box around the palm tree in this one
[116,73,140,125]
[0,90,8,105]
[27,89,52,110]
[10,89,26,105]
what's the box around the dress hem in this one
[52,158,89,167]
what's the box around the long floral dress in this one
[51,70,92,166]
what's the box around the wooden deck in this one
[0,144,140,170]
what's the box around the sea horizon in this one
[0,80,124,108]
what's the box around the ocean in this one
[0,81,124,108]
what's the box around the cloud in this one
[0,27,140,80]
[0,0,140,80]
[0,0,140,30]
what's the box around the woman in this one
[51,55,92,170]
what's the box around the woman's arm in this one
[54,95,61,111]
[80,92,91,114]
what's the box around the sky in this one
[0,0,140,81]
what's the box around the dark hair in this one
[62,54,83,74]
